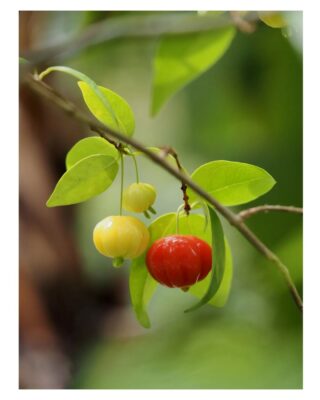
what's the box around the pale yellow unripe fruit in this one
[93,216,150,262]
[258,12,286,28]
[122,183,156,213]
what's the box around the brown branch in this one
[160,146,191,215]
[21,11,263,66]
[229,11,256,33]
[22,75,303,313]
[238,205,303,221]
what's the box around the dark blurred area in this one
[19,11,302,389]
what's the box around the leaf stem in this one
[119,152,124,216]
[131,151,140,183]
[175,204,185,234]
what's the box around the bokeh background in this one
[19,11,302,389]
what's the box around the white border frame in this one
[1,0,318,398]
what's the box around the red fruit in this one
[146,235,212,289]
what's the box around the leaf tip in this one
[267,175,277,193]
[137,312,151,329]
[46,193,60,207]
[183,301,202,314]
[46,198,55,208]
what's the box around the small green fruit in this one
[122,183,156,213]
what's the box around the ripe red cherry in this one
[146,235,212,289]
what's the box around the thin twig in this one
[238,205,303,221]
[229,11,256,33]
[22,75,303,312]
[21,11,263,66]
[160,146,191,215]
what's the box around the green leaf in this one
[46,155,118,207]
[129,212,212,328]
[129,261,158,329]
[66,137,119,169]
[129,213,175,328]
[188,160,276,206]
[151,26,235,115]
[38,66,135,136]
[188,237,233,307]
[38,66,118,125]
[185,206,226,312]
[147,212,211,245]
[78,81,135,137]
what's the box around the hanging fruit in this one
[146,234,212,290]
[93,215,150,266]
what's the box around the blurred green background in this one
[20,11,302,389]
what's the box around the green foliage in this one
[188,160,276,206]
[129,213,176,328]
[188,238,232,307]
[39,66,135,135]
[39,66,134,208]
[129,261,158,329]
[151,26,236,115]
[47,155,118,207]
[130,212,232,327]
[78,81,135,136]
[39,66,118,125]
[186,207,226,312]
[66,137,119,169]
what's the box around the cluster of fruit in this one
[93,183,212,289]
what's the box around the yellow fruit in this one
[122,183,156,213]
[93,216,150,262]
